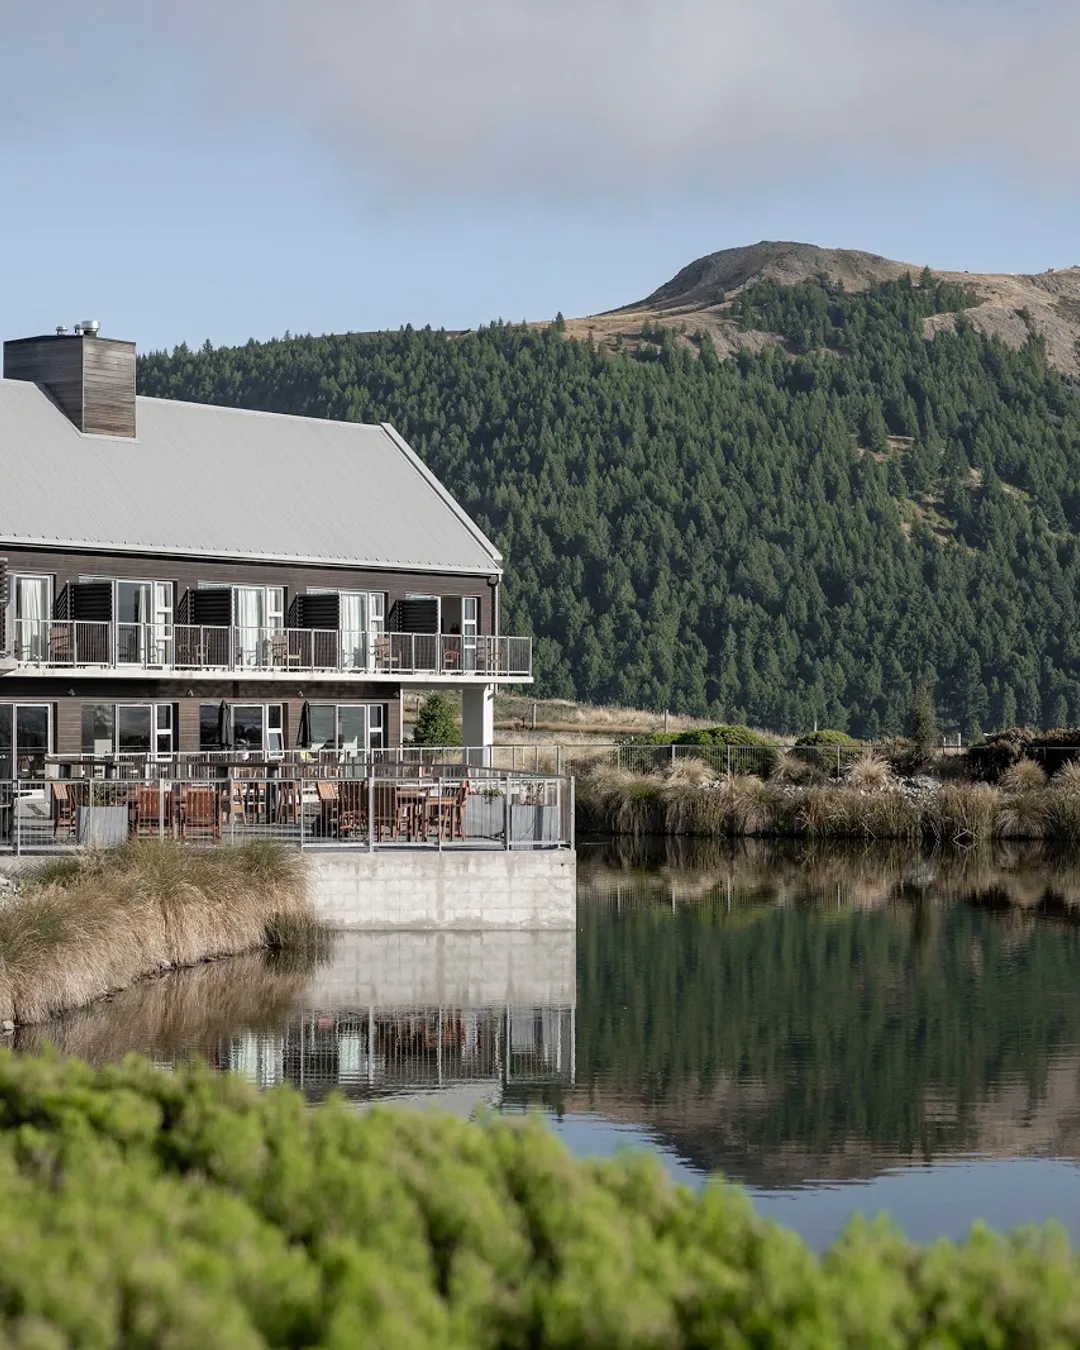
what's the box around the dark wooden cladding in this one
[81,339,136,437]
[2,334,136,437]
[297,593,339,629]
[2,545,494,637]
[188,588,232,627]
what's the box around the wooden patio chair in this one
[51,781,76,837]
[373,635,402,672]
[179,785,221,841]
[134,784,172,838]
[270,632,301,668]
[48,626,73,665]
[316,780,339,837]
[337,779,368,839]
[425,779,468,842]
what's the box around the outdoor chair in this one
[316,780,339,836]
[48,626,73,665]
[51,781,77,837]
[373,635,402,672]
[337,779,368,839]
[134,784,172,838]
[179,785,221,840]
[270,632,302,669]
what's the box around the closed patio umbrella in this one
[217,701,234,750]
[297,701,312,749]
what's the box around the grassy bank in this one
[0,840,318,1027]
[577,759,1080,843]
[2,1050,1079,1348]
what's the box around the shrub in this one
[794,729,857,746]
[412,692,460,746]
[909,682,940,759]
[673,723,775,747]
[7,1052,1080,1349]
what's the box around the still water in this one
[19,837,1080,1249]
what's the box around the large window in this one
[0,703,51,777]
[81,704,174,758]
[307,704,385,753]
[200,703,284,756]
[310,590,385,671]
[233,587,285,667]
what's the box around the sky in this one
[0,0,1077,352]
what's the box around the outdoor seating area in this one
[0,761,571,853]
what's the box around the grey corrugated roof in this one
[0,380,502,573]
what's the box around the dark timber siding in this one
[3,336,84,429]
[0,544,495,636]
[81,339,137,437]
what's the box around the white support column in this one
[462,682,495,767]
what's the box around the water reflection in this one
[573,839,1080,1191]
[18,933,576,1113]
[19,839,1080,1244]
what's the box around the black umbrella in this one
[218,700,234,750]
[297,702,312,750]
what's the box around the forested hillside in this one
[138,272,1080,738]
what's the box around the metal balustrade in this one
[0,768,573,854]
[8,621,532,678]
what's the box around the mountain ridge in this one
[561,240,1080,377]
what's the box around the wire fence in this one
[0,769,573,855]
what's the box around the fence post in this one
[368,776,375,852]
[570,775,575,851]
[159,779,165,840]
[14,781,20,858]
[504,776,511,850]
[837,745,841,780]
[727,744,732,778]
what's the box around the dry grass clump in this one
[0,840,316,1026]
[799,788,920,841]
[580,766,664,836]
[995,791,1050,840]
[772,751,824,785]
[999,759,1048,793]
[845,753,892,792]
[1051,760,1080,796]
[663,757,718,789]
[928,784,1001,844]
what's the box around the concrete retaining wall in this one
[304,849,576,931]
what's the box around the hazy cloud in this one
[2,0,1077,197]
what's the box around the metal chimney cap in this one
[81,319,101,336]
[55,325,69,336]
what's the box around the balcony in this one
[6,621,533,681]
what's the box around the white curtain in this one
[16,578,46,660]
[234,587,264,666]
[340,592,368,671]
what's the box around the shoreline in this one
[576,765,1080,843]
[0,839,322,1029]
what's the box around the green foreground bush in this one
[1,1052,1079,1349]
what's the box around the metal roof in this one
[0,380,502,573]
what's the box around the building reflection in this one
[161,1004,575,1105]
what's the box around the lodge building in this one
[0,323,531,777]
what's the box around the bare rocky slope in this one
[561,240,1080,377]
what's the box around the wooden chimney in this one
[3,326,137,438]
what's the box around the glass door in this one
[339,593,369,672]
[13,575,50,662]
[462,597,479,672]
[152,582,173,666]
[117,581,152,664]
[0,704,51,778]
[233,587,283,668]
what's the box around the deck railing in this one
[0,767,573,854]
[10,620,532,679]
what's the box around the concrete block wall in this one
[304,849,576,931]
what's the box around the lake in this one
[18,836,1080,1251]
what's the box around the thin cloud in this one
[2,0,1077,196]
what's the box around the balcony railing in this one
[9,620,532,679]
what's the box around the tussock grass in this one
[845,753,892,791]
[928,784,1002,844]
[0,841,317,1026]
[1052,761,1080,796]
[1000,759,1048,793]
